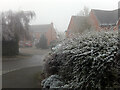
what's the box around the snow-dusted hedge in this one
[43,31,119,89]
[41,75,64,88]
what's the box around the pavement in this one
[2,47,50,88]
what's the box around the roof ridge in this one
[92,9,118,12]
[30,24,51,26]
[72,15,87,17]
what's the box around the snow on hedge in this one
[41,74,64,88]
[43,31,119,89]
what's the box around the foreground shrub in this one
[41,75,64,88]
[43,31,119,89]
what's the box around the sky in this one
[0,0,120,32]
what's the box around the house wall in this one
[116,19,120,30]
[66,17,74,38]
[31,32,39,39]
[46,29,51,46]
[89,10,100,31]
[30,32,41,40]
[30,27,56,46]
[29,23,57,46]
[36,32,40,39]
[51,27,57,40]
[45,25,57,46]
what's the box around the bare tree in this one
[2,10,35,41]
[77,6,90,16]
[2,10,35,55]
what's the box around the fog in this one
[0,0,119,32]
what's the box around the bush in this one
[43,31,120,89]
[41,75,64,88]
[2,40,19,56]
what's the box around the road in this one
[2,47,50,74]
[2,66,43,88]
[2,47,50,88]
[3,55,45,74]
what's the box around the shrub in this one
[2,40,19,56]
[41,75,64,88]
[43,31,120,89]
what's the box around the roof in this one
[92,9,119,26]
[29,24,52,33]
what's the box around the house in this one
[66,16,89,37]
[66,9,120,38]
[29,23,57,46]
[89,9,119,31]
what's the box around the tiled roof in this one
[92,9,119,26]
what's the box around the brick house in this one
[66,16,88,37]
[89,9,119,31]
[29,23,57,46]
[66,9,120,38]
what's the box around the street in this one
[2,47,50,88]
[3,55,45,74]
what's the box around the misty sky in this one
[0,0,120,32]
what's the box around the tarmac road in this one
[2,48,50,88]
[2,55,45,74]
[2,66,43,88]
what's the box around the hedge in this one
[43,31,120,89]
[2,40,19,56]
